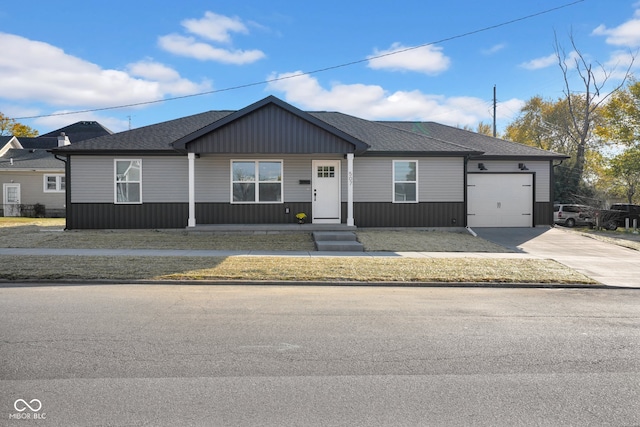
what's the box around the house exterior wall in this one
[0,170,65,216]
[354,157,464,202]
[66,154,468,228]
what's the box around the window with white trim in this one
[44,174,65,192]
[115,159,142,203]
[231,160,282,203]
[393,160,417,202]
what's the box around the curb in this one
[0,278,629,289]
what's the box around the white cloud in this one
[367,43,451,75]
[0,33,210,109]
[592,8,640,47]
[158,34,265,64]
[181,11,248,43]
[482,43,506,55]
[266,71,522,126]
[158,11,266,64]
[519,53,557,70]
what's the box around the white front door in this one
[3,183,21,217]
[312,160,341,224]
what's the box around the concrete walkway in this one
[473,227,640,288]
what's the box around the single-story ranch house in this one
[50,96,568,229]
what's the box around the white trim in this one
[392,160,418,203]
[114,158,142,204]
[187,153,196,227]
[347,153,354,226]
[230,159,284,204]
[43,174,65,193]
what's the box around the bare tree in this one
[554,31,635,195]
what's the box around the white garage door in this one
[467,173,533,227]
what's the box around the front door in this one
[3,183,21,217]
[312,160,341,224]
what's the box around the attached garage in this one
[467,173,534,227]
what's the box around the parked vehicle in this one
[597,204,640,230]
[553,204,595,228]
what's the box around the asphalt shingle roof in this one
[379,121,566,159]
[50,97,567,159]
[15,137,59,150]
[0,148,64,169]
[310,112,479,154]
[39,121,113,142]
[54,111,234,153]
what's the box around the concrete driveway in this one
[474,226,640,288]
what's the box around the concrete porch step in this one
[313,231,363,252]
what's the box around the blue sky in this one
[1,0,638,135]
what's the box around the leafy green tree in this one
[597,79,640,148]
[0,112,39,137]
[606,147,640,204]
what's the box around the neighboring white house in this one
[1,121,112,217]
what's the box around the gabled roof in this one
[39,121,113,142]
[0,148,64,170]
[50,96,567,160]
[173,95,370,154]
[380,121,568,159]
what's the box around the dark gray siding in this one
[188,104,355,154]
[67,201,467,229]
[535,201,553,226]
[354,202,465,227]
[68,203,188,229]
[196,202,312,224]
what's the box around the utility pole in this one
[493,85,497,138]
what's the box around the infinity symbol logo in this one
[14,399,42,412]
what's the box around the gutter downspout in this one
[54,154,70,230]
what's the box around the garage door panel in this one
[467,174,533,227]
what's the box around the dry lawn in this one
[0,218,597,284]
[0,255,595,284]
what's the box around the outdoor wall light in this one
[478,163,487,170]
[518,163,529,170]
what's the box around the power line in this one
[11,0,584,121]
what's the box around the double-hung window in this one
[232,160,282,203]
[393,160,418,202]
[115,159,142,203]
[44,174,65,192]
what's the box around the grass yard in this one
[0,218,601,284]
[0,255,596,284]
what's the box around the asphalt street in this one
[1,285,639,426]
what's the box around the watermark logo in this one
[9,399,46,420]
[14,399,41,412]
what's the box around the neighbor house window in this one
[231,160,282,203]
[44,174,65,192]
[115,159,142,203]
[393,160,417,202]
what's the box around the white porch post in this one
[347,153,354,226]
[187,152,196,227]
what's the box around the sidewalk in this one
[0,247,540,259]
